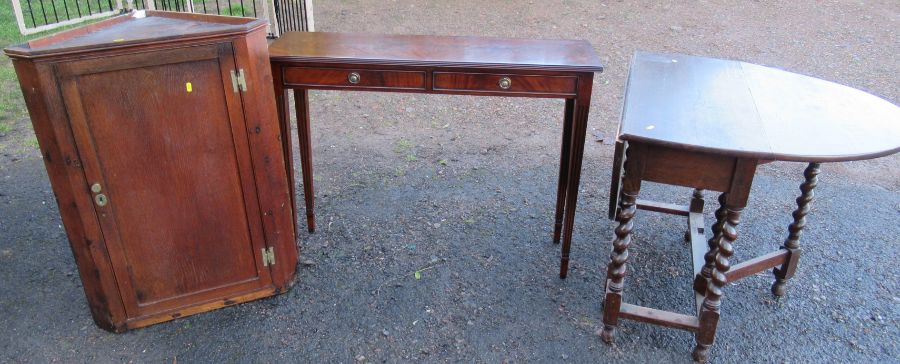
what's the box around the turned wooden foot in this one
[601,325,616,343]
[772,162,820,297]
[692,344,711,362]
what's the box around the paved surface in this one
[1,1,898,363]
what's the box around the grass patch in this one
[0,1,116,145]
[394,138,419,162]
[25,136,39,148]
[393,138,413,154]
[220,4,248,16]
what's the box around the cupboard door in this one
[56,43,274,318]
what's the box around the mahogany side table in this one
[602,51,900,361]
[269,32,603,278]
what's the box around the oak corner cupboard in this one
[4,11,298,332]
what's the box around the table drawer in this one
[433,72,577,95]
[283,67,426,90]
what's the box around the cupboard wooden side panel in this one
[233,28,299,288]
[12,59,127,331]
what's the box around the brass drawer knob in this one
[498,77,512,90]
[348,72,361,84]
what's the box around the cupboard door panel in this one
[59,44,273,316]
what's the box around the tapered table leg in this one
[553,98,575,244]
[559,73,594,278]
[294,89,316,233]
[272,69,298,237]
[772,162,820,296]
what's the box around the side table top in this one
[619,51,900,162]
[269,32,603,73]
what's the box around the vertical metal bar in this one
[239,0,245,16]
[74,0,83,17]
[290,0,303,32]
[283,0,291,31]
[38,0,49,25]
[25,0,37,27]
[61,0,70,20]
[273,0,282,35]
[299,0,306,31]
[289,0,297,32]
[201,0,207,14]
[298,0,305,31]
[86,0,93,15]
[304,0,314,31]
[49,0,59,23]
[214,0,219,14]
[281,0,288,34]
[250,0,256,17]
[291,0,297,31]
[226,0,232,15]
[279,0,287,31]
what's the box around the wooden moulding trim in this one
[5,13,266,60]
[724,249,789,282]
[7,31,261,60]
[635,199,690,216]
[124,287,278,331]
[620,303,700,332]
[268,56,604,73]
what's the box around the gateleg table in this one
[603,51,900,361]
[269,32,603,278]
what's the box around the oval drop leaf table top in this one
[620,51,900,162]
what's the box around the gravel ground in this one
[1,1,898,363]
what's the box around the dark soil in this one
[1,1,898,363]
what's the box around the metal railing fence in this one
[10,0,312,37]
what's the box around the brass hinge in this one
[230,69,247,92]
[261,247,275,267]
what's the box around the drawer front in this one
[433,72,577,95]
[283,67,426,90]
